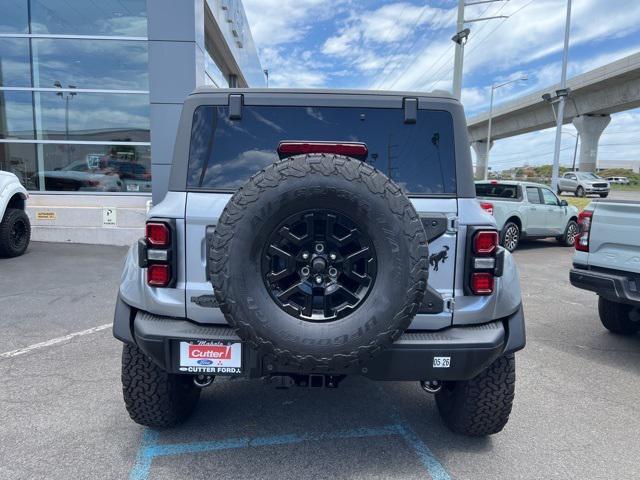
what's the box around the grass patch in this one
[564,197,592,211]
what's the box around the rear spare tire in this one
[209,154,429,371]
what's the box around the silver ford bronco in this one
[113,88,525,437]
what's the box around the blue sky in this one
[243,0,640,171]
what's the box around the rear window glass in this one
[187,105,456,194]
[475,183,520,199]
[526,186,541,204]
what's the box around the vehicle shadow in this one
[514,238,566,251]
[145,376,495,477]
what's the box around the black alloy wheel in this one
[262,210,377,322]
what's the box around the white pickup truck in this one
[0,170,31,257]
[476,181,579,252]
[570,200,640,335]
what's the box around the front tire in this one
[598,297,640,335]
[0,208,31,258]
[435,354,516,437]
[599,193,608,198]
[576,186,585,197]
[121,344,201,427]
[559,219,578,247]
[500,222,520,252]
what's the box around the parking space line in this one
[129,423,450,480]
[0,323,111,359]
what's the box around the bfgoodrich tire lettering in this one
[435,354,516,437]
[121,344,201,427]
[209,154,429,371]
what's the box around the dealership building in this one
[0,0,264,245]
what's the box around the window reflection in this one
[0,0,29,33]
[32,39,148,90]
[0,90,35,139]
[30,0,147,36]
[0,38,32,87]
[38,144,151,192]
[0,143,38,189]
[37,92,150,142]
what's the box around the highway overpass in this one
[467,52,640,176]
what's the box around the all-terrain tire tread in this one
[0,208,31,257]
[436,354,516,437]
[598,297,639,335]
[121,344,200,428]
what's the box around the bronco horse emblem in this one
[429,246,449,272]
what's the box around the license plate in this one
[178,340,242,375]
[433,356,451,368]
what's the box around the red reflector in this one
[277,142,368,159]
[471,272,494,295]
[474,230,498,255]
[147,264,170,287]
[146,222,170,247]
[575,210,592,252]
[480,202,494,216]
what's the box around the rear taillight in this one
[575,210,592,252]
[473,230,499,256]
[471,272,494,295]
[143,220,175,288]
[146,222,170,247]
[468,229,499,295]
[277,141,368,160]
[147,264,171,287]
[480,202,494,216]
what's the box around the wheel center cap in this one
[312,257,327,273]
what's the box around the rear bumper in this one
[114,298,525,382]
[570,266,640,307]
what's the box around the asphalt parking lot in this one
[1,240,639,480]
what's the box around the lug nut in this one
[301,266,310,276]
[329,267,338,277]
[329,253,337,261]
[315,275,323,284]
[315,243,324,253]
[302,252,309,260]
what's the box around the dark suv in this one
[113,89,525,437]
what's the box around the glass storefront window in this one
[40,143,151,192]
[32,39,148,90]
[205,53,227,88]
[0,142,38,189]
[0,0,29,34]
[0,91,35,139]
[37,92,149,142]
[0,38,32,87]
[30,0,147,37]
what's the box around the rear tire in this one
[598,297,640,335]
[435,354,516,437]
[121,344,201,427]
[559,219,578,247]
[500,221,520,252]
[0,208,31,258]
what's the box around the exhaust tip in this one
[193,375,214,388]
[420,380,442,394]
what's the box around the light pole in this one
[451,0,508,99]
[550,0,572,191]
[484,75,528,180]
[54,82,77,165]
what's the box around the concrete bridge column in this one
[572,115,611,172]
[472,140,493,179]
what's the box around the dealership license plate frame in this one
[178,340,243,376]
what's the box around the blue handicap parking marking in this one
[129,421,450,480]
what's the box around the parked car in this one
[113,88,526,437]
[606,176,630,185]
[37,159,123,192]
[0,170,31,257]
[475,180,579,252]
[570,200,640,335]
[557,172,610,197]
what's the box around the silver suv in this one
[113,89,525,437]
[557,171,610,198]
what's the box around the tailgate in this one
[589,201,640,274]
